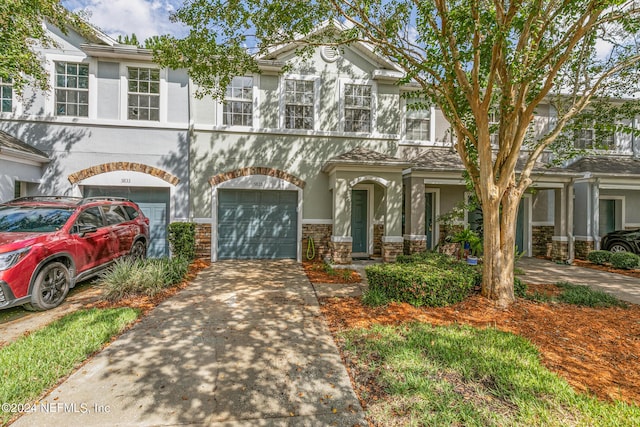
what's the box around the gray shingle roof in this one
[0,130,48,160]
[562,156,640,175]
[411,147,560,174]
[410,148,465,171]
[321,146,412,172]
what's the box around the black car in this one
[601,229,640,254]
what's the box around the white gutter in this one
[0,147,49,163]
[567,179,575,264]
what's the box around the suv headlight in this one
[0,247,31,271]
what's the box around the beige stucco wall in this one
[190,132,398,219]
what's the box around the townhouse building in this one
[2,20,639,263]
[0,22,191,257]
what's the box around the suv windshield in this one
[0,206,74,232]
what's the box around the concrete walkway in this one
[518,257,640,305]
[12,260,366,427]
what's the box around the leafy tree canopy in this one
[0,0,91,93]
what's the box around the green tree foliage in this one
[0,0,91,93]
[151,0,640,306]
[116,33,141,47]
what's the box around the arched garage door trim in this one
[68,162,179,186]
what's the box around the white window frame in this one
[119,62,167,123]
[279,74,320,131]
[219,75,258,128]
[0,77,13,114]
[126,66,161,122]
[339,79,376,134]
[575,127,595,149]
[597,128,616,150]
[489,110,499,146]
[54,61,90,118]
[400,96,435,144]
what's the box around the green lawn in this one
[341,322,640,426]
[0,308,139,425]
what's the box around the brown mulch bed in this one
[319,285,640,406]
[303,261,361,284]
[572,258,640,279]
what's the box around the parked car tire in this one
[607,242,633,253]
[129,240,147,261]
[24,262,71,311]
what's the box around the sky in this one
[61,0,186,41]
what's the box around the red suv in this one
[0,197,149,311]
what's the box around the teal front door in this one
[599,199,616,236]
[425,192,434,249]
[351,190,368,253]
[515,199,524,253]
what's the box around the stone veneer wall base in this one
[194,223,212,261]
[382,241,403,263]
[574,240,595,260]
[302,224,333,262]
[403,238,427,255]
[330,241,352,265]
[551,241,569,263]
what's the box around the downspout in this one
[592,178,600,250]
[187,75,194,222]
[633,116,639,158]
[567,179,575,264]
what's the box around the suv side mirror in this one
[77,225,98,237]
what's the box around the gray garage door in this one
[218,189,297,259]
[83,186,169,258]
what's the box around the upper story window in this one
[575,128,594,149]
[128,67,160,121]
[405,100,431,141]
[489,111,499,146]
[599,131,615,150]
[0,77,12,113]
[344,83,371,133]
[284,79,314,130]
[55,62,89,117]
[575,126,617,150]
[223,76,253,126]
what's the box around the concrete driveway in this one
[518,257,640,305]
[11,260,366,427]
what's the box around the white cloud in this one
[62,0,185,41]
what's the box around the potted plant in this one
[450,228,482,264]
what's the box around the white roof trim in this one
[259,19,403,73]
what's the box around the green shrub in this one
[167,222,196,260]
[514,277,527,298]
[365,262,478,307]
[556,282,627,308]
[362,286,390,307]
[610,252,640,270]
[100,257,189,302]
[395,251,458,268]
[586,250,612,265]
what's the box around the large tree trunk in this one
[481,189,520,308]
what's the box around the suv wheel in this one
[24,262,71,311]
[608,242,632,253]
[130,240,147,261]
